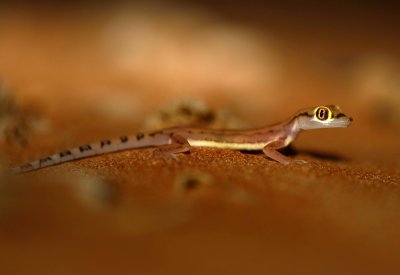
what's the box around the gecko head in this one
[296,105,353,130]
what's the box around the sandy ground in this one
[1,1,400,274]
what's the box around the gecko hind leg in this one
[152,134,191,162]
[263,142,307,165]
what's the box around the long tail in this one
[12,131,170,174]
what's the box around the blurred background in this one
[1,1,400,274]
[1,0,399,158]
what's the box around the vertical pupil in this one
[319,109,325,119]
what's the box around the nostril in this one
[349,117,354,122]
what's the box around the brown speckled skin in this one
[163,125,288,145]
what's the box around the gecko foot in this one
[151,134,191,163]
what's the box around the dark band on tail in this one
[39,157,52,165]
[136,133,144,141]
[100,140,112,147]
[79,145,92,152]
[60,150,72,157]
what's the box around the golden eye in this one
[316,107,330,121]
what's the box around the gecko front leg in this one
[262,140,306,165]
[152,134,191,161]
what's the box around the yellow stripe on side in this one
[187,139,267,150]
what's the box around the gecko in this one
[13,105,352,173]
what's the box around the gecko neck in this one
[282,116,302,144]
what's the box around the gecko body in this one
[13,105,352,173]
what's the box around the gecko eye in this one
[315,107,330,121]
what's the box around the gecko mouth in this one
[330,118,352,128]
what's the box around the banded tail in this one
[12,131,170,174]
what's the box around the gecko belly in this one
[187,139,268,151]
